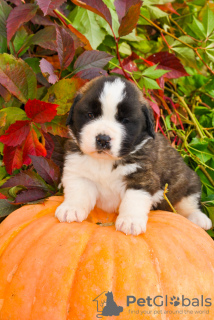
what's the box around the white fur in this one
[130,137,152,154]
[175,193,212,230]
[99,78,126,120]
[116,189,152,235]
[55,153,141,223]
[152,190,164,207]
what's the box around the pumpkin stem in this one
[96,222,115,227]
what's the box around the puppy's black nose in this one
[96,134,111,150]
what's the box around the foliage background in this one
[0,0,213,237]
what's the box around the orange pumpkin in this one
[0,196,214,319]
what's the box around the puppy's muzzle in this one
[96,134,111,150]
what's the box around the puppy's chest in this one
[70,153,125,190]
[66,153,138,211]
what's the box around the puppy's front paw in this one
[188,211,212,230]
[115,215,148,236]
[55,202,88,223]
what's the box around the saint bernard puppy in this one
[55,76,212,235]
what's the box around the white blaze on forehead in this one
[99,78,126,120]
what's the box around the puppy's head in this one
[66,76,154,159]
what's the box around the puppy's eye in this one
[87,112,94,119]
[121,118,129,124]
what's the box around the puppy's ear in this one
[142,104,155,138]
[66,94,82,126]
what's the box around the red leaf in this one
[148,100,160,116]
[36,0,66,16]
[41,115,68,138]
[25,99,58,123]
[30,155,60,187]
[7,3,38,43]
[27,26,57,52]
[0,193,7,199]
[31,14,55,26]
[118,2,142,37]
[74,50,113,71]
[68,24,93,50]
[0,120,30,147]
[114,0,142,23]
[71,0,112,27]
[14,188,48,204]
[40,58,59,84]
[111,52,138,76]
[23,129,47,165]
[43,132,54,159]
[0,84,11,102]
[76,67,108,80]
[3,169,47,189]
[3,145,23,174]
[146,52,189,79]
[157,3,179,16]
[48,134,67,171]
[56,25,75,70]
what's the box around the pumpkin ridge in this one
[111,231,140,320]
[168,223,214,265]
[139,235,167,318]
[0,216,58,315]
[1,222,88,319]
[0,206,58,259]
[65,225,102,319]
[165,223,214,280]
[143,223,214,318]
[30,223,97,319]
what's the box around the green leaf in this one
[189,138,214,163]
[173,47,196,67]
[141,77,161,89]
[0,107,28,132]
[68,6,106,49]
[0,142,3,155]
[119,42,132,55]
[203,78,214,97]
[172,35,196,47]
[0,95,22,108]
[24,57,41,74]
[36,87,48,100]
[146,5,168,19]
[142,64,169,79]
[0,0,12,38]
[0,53,37,103]
[192,0,206,5]
[121,29,143,42]
[165,115,172,130]
[206,48,214,63]
[43,78,85,115]
[0,200,18,217]
[12,26,30,56]
[202,5,214,37]
[139,7,151,25]
[8,186,24,199]
[96,5,119,37]
[208,33,214,41]
[188,17,206,39]
[0,166,7,180]
[0,35,7,53]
